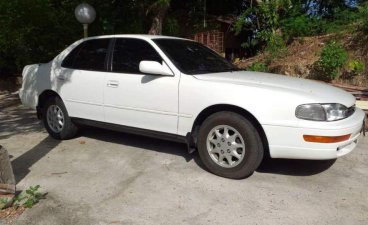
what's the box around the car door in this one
[56,38,111,122]
[104,38,179,134]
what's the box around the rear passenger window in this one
[112,38,162,74]
[61,39,110,71]
[61,42,84,68]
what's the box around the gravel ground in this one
[0,92,367,225]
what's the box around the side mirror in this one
[139,61,174,76]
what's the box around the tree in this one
[233,0,291,55]
[0,0,147,78]
[147,0,171,35]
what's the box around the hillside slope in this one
[236,32,368,88]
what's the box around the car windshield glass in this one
[153,39,239,75]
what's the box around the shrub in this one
[247,62,267,72]
[315,41,348,80]
[348,60,365,75]
[259,33,288,63]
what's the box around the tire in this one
[42,96,78,140]
[197,111,264,179]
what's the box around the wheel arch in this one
[190,104,270,157]
[36,90,61,119]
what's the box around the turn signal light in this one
[303,134,351,143]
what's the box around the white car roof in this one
[82,34,189,42]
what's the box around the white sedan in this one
[19,35,365,179]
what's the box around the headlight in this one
[296,103,353,121]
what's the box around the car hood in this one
[193,71,356,107]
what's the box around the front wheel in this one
[197,112,264,179]
[42,97,78,140]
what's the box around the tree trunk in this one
[0,145,15,194]
[148,5,169,35]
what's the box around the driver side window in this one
[112,38,162,74]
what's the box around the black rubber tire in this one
[197,111,264,179]
[42,96,78,140]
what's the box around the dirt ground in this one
[0,92,367,225]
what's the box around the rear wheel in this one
[197,112,264,179]
[42,97,78,139]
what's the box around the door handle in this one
[57,76,66,81]
[107,80,119,88]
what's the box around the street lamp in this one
[75,3,96,38]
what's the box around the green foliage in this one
[0,198,11,210]
[0,0,148,77]
[234,1,291,59]
[0,198,8,204]
[235,0,368,59]
[0,0,77,75]
[247,62,267,72]
[234,0,291,36]
[325,8,363,33]
[359,3,368,33]
[163,17,180,36]
[14,185,45,209]
[281,5,365,38]
[282,15,327,38]
[315,41,348,79]
[363,20,368,34]
[310,0,351,18]
[0,185,45,210]
[264,34,288,62]
[157,0,171,6]
[1,0,367,79]
[348,60,365,75]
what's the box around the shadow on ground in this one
[80,126,336,177]
[0,93,43,140]
[11,136,60,184]
[80,127,194,163]
[257,158,336,176]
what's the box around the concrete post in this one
[0,145,16,194]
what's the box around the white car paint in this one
[19,34,365,160]
[103,62,179,134]
[57,68,105,122]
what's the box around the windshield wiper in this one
[186,69,220,74]
[187,67,243,75]
[220,68,243,72]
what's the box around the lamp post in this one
[75,3,96,38]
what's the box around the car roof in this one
[82,34,189,42]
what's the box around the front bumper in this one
[264,108,366,160]
[19,88,37,109]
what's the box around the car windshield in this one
[153,38,239,75]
